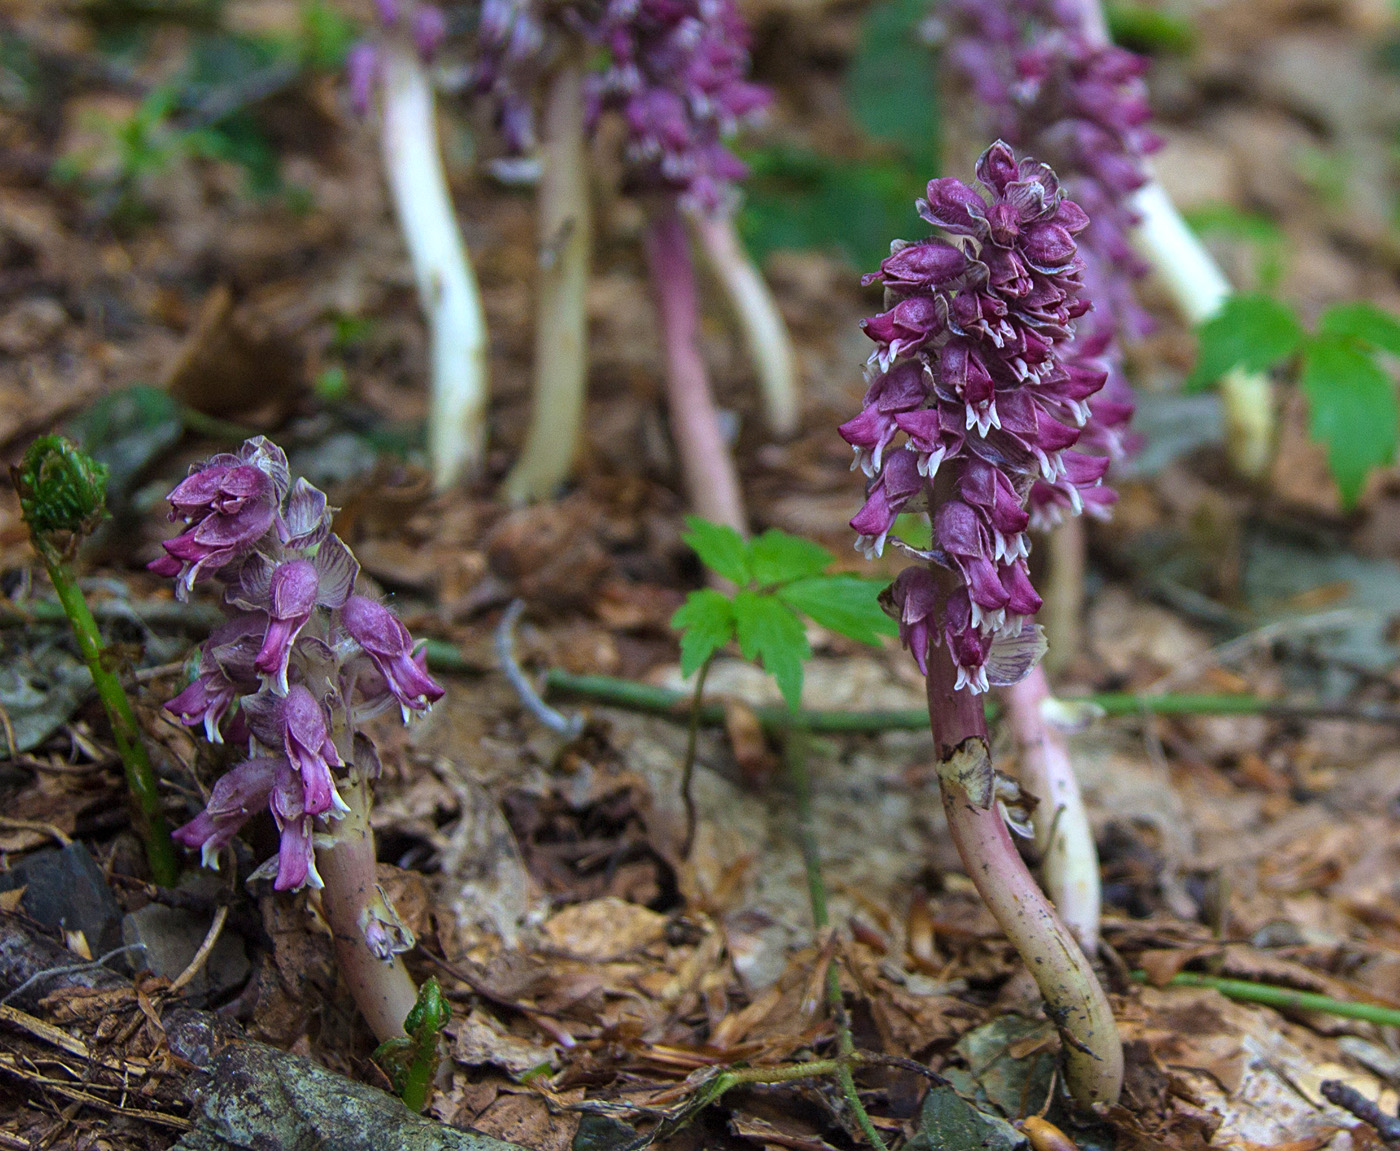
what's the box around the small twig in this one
[494,601,584,738]
[1321,1080,1400,1143]
[0,944,145,1007]
[168,904,228,994]
[0,816,71,846]
[679,654,714,858]
[1135,971,1400,1027]
[540,669,1400,731]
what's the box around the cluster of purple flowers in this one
[469,0,769,214]
[844,143,1108,693]
[586,0,770,213]
[151,439,444,892]
[932,0,1158,525]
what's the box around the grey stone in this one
[0,841,124,958]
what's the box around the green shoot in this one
[1188,293,1400,507]
[672,517,897,712]
[13,436,178,886]
[372,976,450,1113]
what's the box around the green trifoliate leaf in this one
[1187,293,1303,392]
[1318,301,1400,357]
[1299,334,1399,508]
[749,528,834,587]
[732,591,809,712]
[13,434,110,542]
[777,575,898,646]
[671,589,736,677]
[681,516,751,585]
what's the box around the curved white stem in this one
[504,65,593,505]
[380,43,489,491]
[693,214,800,439]
[1131,181,1275,478]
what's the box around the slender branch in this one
[1003,667,1100,953]
[1136,970,1400,1028]
[380,42,490,491]
[43,552,178,885]
[504,63,593,504]
[1321,1081,1400,1143]
[528,666,1400,730]
[642,205,748,535]
[495,600,584,737]
[692,213,799,438]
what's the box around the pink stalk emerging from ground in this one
[1003,662,1101,952]
[151,437,444,1042]
[846,143,1122,1106]
[928,640,1120,1106]
[645,207,748,534]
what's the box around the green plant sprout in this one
[12,436,178,886]
[373,977,450,1113]
[1189,294,1400,506]
[672,517,896,712]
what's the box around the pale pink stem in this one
[1003,665,1101,953]
[643,206,748,535]
[316,777,417,1043]
[927,633,1121,1108]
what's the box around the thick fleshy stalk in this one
[316,775,418,1042]
[927,637,1121,1107]
[694,213,800,438]
[504,63,594,504]
[1003,664,1100,952]
[380,42,490,490]
[643,205,748,534]
[1130,181,1274,478]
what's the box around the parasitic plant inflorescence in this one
[846,143,1123,1107]
[153,436,444,1043]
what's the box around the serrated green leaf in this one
[671,589,736,677]
[732,591,809,711]
[1186,293,1303,391]
[777,575,898,646]
[681,516,751,585]
[1318,302,1400,358]
[749,529,834,587]
[1300,334,1399,508]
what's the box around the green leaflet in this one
[1300,334,1399,508]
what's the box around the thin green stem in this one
[679,654,714,858]
[527,667,1400,731]
[783,720,889,1151]
[42,550,177,885]
[1136,971,1400,1027]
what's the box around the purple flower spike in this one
[342,596,445,719]
[173,756,283,868]
[845,143,1105,692]
[413,4,448,62]
[347,42,380,116]
[155,437,446,894]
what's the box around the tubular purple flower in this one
[277,685,348,819]
[255,560,320,691]
[165,613,266,743]
[849,142,1103,692]
[172,756,283,868]
[269,761,321,892]
[341,596,445,719]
